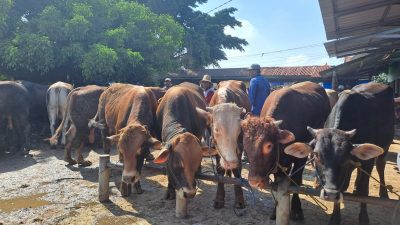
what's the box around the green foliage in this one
[0,0,184,84]
[373,73,388,84]
[139,0,248,69]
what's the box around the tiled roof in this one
[168,65,331,78]
[261,65,331,78]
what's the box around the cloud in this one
[224,19,256,41]
[284,54,309,66]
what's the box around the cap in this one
[200,74,212,83]
[164,78,171,82]
[247,64,261,71]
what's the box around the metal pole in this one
[99,154,111,202]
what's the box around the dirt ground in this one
[0,139,399,225]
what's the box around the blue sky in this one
[197,0,343,68]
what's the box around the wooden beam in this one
[335,1,399,17]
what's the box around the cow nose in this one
[320,188,342,202]
[222,160,239,170]
[248,178,266,189]
[183,188,196,199]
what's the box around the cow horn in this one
[345,129,357,138]
[307,126,320,137]
[273,120,283,127]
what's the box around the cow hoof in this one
[164,190,175,200]
[133,182,144,194]
[78,160,92,167]
[290,209,304,221]
[213,200,225,209]
[66,160,77,165]
[234,201,245,209]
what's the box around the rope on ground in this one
[350,160,400,199]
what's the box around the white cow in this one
[46,81,73,145]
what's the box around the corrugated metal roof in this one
[261,65,331,77]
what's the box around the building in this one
[164,65,331,86]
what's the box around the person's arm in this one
[248,78,257,106]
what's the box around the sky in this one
[197,0,344,68]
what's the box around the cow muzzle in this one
[122,171,140,184]
[221,159,239,170]
[248,177,267,189]
[320,188,343,203]
[182,187,196,199]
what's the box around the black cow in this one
[0,81,31,153]
[285,82,394,225]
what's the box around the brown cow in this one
[48,85,105,166]
[196,80,250,209]
[153,83,212,218]
[89,84,161,195]
[243,81,331,220]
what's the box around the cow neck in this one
[163,120,187,143]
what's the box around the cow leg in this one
[289,158,306,221]
[102,129,111,154]
[232,167,245,209]
[376,148,388,198]
[214,156,225,209]
[64,125,77,165]
[132,153,145,194]
[328,202,341,225]
[355,162,374,225]
[165,176,176,200]
[76,141,92,167]
[61,114,69,146]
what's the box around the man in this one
[163,78,173,90]
[248,64,270,116]
[199,74,214,105]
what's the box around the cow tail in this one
[48,90,73,146]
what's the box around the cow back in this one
[210,80,250,112]
[156,86,207,142]
[261,81,330,142]
[325,82,394,146]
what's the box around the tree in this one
[138,0,248,69]
[373,72,388,84]
[0,0,184,85]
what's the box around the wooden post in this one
[332,71,338,91]
[99,154,111,202]
[274,177,290,225]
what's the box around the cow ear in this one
[350,144,384,161]
[201,146,218,157]
[154,148,170,164]
[196,107,212,125]
[284,142,312,158]
[278,130,295,144]
[148,137,162,150]
[106,134,120,143]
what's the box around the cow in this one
[46,81,73,145]
[16,81,49,125]
[145,86,166,101]
[88,84,161,195]
[153,83,212,218]
[0,81,31,154]
[284,82,394,225]
[242,81,331,220]
[48,85,105,166]
[196,80,250,209]
[325,89,339,109]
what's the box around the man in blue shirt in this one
[247,64,271,116]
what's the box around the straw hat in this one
[200,74,212,83]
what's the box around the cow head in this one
[284,127,384,203]
[196,103,245,170]
[154,132,203,199]
[107,123,161,184]
[241,117,295,189]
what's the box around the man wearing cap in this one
[199,74,214,105]
[247,64,271,116]
[163,78,173,90]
